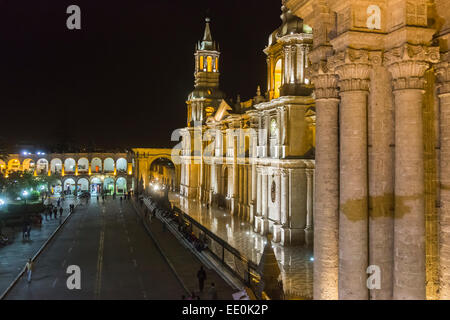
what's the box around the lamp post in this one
[22,190,29,206]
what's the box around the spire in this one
[203,17,213,42]
[199,17,217,51]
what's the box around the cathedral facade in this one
[178,8,316,246]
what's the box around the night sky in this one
[0,0,282,150]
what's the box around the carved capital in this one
[327,48,380,92]
[436,52,450,95]
[385,44,440,90]
[310,61,339,99]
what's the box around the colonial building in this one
[178,6,316,246]
[0,152,133,195]
[286,0,450,300]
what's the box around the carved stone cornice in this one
[384,44,440,90]
[436,52,450,95]
[327,48,382,92]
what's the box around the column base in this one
[280,227,305,246]
[260,218,269,236]
[272,223,282,243]
[305,227,314,246]
[254,216,262,233]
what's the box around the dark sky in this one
[0,0,282,150]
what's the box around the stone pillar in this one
[239,165,243,217]
[310,67,340,300]
[244,165,248,220]
[368,64,395,300]
[280,169,289,227]
[437,53,450,298]
[250,162,257,224]
[255,168,262,233]
[305,168,314,245]
[260,168,269,235]
[273,170,282,243]
[334,59,370,300]
[385,44,439,300]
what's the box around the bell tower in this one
[187,17,225,127]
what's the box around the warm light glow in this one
[199,56,204,70]
[207,56,213,72]
[274,59,282,99]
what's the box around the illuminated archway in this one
[37,159,48,175]
[8,159,20,172]
[50,158,63,174]
[104,158,114,172]
[103,177,115,195]
[0,160,5,174]
[90,177,102,194]
[274,59,282,99]
[77,178,89,191]
[64,158,76,173]
[51,179,62,195]
[77,158,89,173]
[116,158,127,172]
[91,158,102,173]
[22,159,35,172]
[64,178,76,195]
[116,177,127,194]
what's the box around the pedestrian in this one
[97,195,99,202]
[207,282,218,300]
[57,198,60,207]
[59,207,63,217]
[22,223,27,240]
[25,259,33,283]
[197,266,207,293]
[27,224,31,240]
[53,207,58,219]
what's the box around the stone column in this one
[260,168,269,235]
[437,53,450,298]
[334,58,370,300]
[310,66,340,300]
[250,162,257,224]
[280,169,289,227]
[368,64,395,300]
[273,169,282,243]
[305,168,314,245]
[255,167,262,233]
[385,44,439,300]
[244,165,248,220]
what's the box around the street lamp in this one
[22,190,29,205]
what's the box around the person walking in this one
[59,207,63,218]
[25,259,33,283]
[53,207,58,219]
[207,282,218,300]
[26,224,31,240]
[22,223,27,240]
[197,266,207,293]
[57,198,60,207]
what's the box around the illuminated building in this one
[285,0,450,300]
[178,9,315,246]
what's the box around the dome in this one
[267,4,311,46]
[187,87,225,101]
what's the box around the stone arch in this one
[90,177,102,194]
[91,157,102,173]
[22,158,35,172]
[63,178,76,195]
[51,179,62,195]
[103,177,115,195]
[8,159,21,172]
[0,160,5,174]
[77,178,89,192]
[104,158,115,172]
[50,158,63,174]
[36,158,49,175]
[77,158,89,173]
[116,158,127,172]
[64,158,76,174]
[116,177,127,194]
